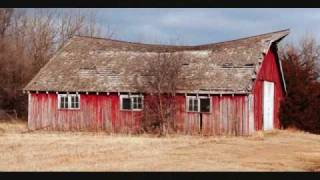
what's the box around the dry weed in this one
[0,121,320,171]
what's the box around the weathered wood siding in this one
[174,95,252,136]
[28,93,252,135]
[252,45,285,130]
[28,93,142,132]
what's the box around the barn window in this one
[188,97,198,112]
[58,94,80,110]
[120,95,143,111]
[122,97,131,110]
[200,98,210,112]
[70,94,80,109]
[59,95,69,109]
[186,96,211,113]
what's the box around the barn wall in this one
[28,93,142,132]
[28,93,251,135]
[252,46,285,130]
[174,95,251,136]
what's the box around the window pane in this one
[75,97,79,108]
[200,98,210,112]
[188,98,199,112]
[64,97,68,108]
[60,97,64,108]
[66,95,80,109]
[71,102,75,108]
[133,97,137,109]
[75,95,79,108]
[60,96,68,109]
[188,99,193,111]
[194,99,198,111]
[131,97,142,110]
[133,102,137,109]
[137,97,142,109]
[122,98,131,110]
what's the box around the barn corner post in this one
[248,93,255,135]
[27,91,33,130]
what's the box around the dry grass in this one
[0,121,320,171]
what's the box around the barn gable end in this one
[252,44,286,131]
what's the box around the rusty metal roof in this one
[24,29,289,94]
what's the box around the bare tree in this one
[135,51,198,136]
[0,8,112,119]
[55,9,113,50]
[0,8,13,38]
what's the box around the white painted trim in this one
[263,81,275,130]
[69,94,81,110]
[248,94,255,134]
[28,93,31,125]
[57,93,80,110]
[119,94,144,111]
[278,57,287,93]
[186,95,212,113]
[57,94,65,109]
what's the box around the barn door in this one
[263,81,275,130]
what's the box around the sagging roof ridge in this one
[23,29,290,93]
[73,29,290,51]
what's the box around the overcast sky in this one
[92,8,320,46]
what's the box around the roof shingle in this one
[24,29,289,94]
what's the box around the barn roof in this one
[24,29,289,94]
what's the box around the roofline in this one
[24,29,290,93]
[195,29,290,47]
[73,29,291,48]
[72,35,191,48]
[23,90,250,95]
[273,44,288,94]
[267,31,290,94]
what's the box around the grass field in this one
[0,120,320,171]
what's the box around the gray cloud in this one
[92,8,320,46]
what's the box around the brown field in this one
[0,120,320,171]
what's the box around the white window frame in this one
[186,96,212,113]
[58,94,81,110]
[186,96,199,112]
[120,94,144,111]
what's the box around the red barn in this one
[23,29,289,135]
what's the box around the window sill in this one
[186,111,211,114]
[120,109,143,112]
[58,108,80,111]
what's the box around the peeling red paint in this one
[28,93,251,135]
[173,95,250,135]
[28,93,142,132]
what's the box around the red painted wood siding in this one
[28,93,252,135]
[28,93,142,132]
[252,46,285,130]
[174,95,251,136]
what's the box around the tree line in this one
[279,36,320,134]
[0,8,109,118]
